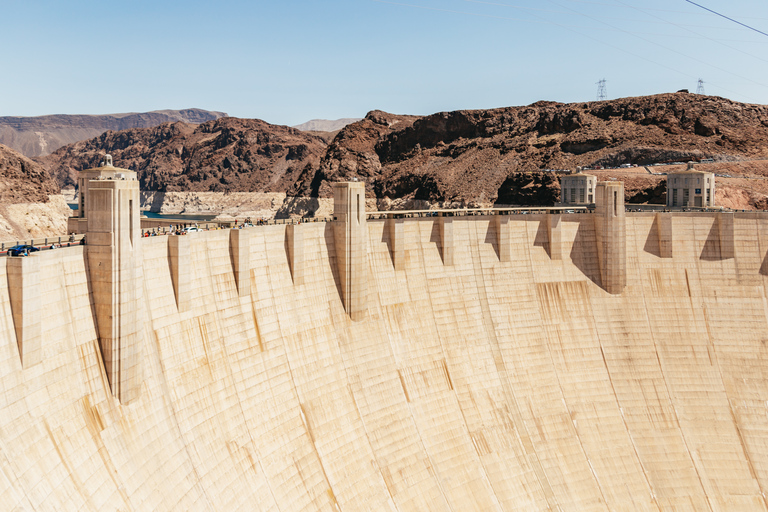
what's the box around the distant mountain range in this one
[292,118,361,132]
[0,108,227,157]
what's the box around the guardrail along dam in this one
[4,163,768,511]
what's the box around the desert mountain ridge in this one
[35,92,768,210]
[0,144,59,203]
[292,118,362,132]
[41,117,328,194]
[0,108,227,158]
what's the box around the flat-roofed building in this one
[560,172,597,205]
[666,163,715,208]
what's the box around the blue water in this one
[141,211,218,221]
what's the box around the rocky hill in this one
[0,144,59,203]
[291,93,768,206]
[0,108,226,157]
[40,117,328,192]
[38,93,768,211]
[0,144,69,240]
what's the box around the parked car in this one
[183,226,201,234]
[7,244,40,257]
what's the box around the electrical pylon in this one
[596,79,607,101]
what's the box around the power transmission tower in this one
[596,79,607,101]
[696,78,705,95]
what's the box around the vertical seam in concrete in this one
[338,330,401,512]
[535,285,611,511]
[372,220,452,511]
[405,220,459,512]
[0,435,39,510]
[43,420,102,511]
[211,269,283,512]
[467,220,558,510]
[586,227,661,508]
[142,276,217,511]
[595,342,661,511]
[262,234,341,512]
[321,241,400,512]
[588,221,660,510]
[424,220,502,511]
[637,216,713,510]
[695,217,768,509]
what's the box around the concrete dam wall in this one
[3,184,768,509]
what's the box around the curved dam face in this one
[3,204,768,509]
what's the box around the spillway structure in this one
[3,165,768,510]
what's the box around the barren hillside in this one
[0,108,226,157]
[40,118,328,193]
[0,144,69,239]
[292,93,768,207]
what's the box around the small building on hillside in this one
[560,172,597,205]
[666,163,715,208]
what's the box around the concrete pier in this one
[718,212,735,259]
[168,235,191,312]
[333,181,367,321]
[656,212,673,258]
[494,214,511,262]
[6,255,41,367]
[286,223,304,285]
[594,181,626,294]
[386,216,405,270]
[84,163,144,404]
[547,214,562,260]
[438,214,454,266]
[229,229,250,297]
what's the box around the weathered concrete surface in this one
[2,212,768,510]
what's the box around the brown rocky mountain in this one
[40,117,328,193]
[38,93,768,210]
[0,144,59,203]
[291,92,768,206]
[0,108,227,158]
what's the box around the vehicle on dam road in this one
[7,244,40,257]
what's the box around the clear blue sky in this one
[2,0,768,126]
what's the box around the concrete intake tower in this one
[2,171,768,510]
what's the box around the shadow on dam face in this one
[7,203,768,510]
[569,220,602,288]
